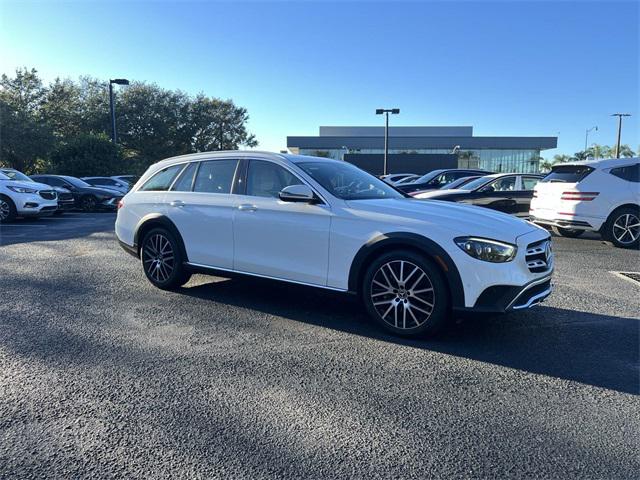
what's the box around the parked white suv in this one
[530,158,639,248]
[0,171,58,222]
[116,152,553,337]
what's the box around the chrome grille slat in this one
[525,238,552,273]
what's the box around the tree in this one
[586,144,611,159]
[615,144,636,158]
[49,133,123,177]
[40,77,84,139]
[552,154,573,164]
[0,68,53,172]
[539,159,554,172]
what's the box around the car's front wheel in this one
[80,195,97,212]
[553,226,584,238]
[0,195,17,223]
[141,228,192,289]
[362,250,449,337]
[604,207,640,249]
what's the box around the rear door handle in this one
[238,204,257,212]
[169,200,185,207]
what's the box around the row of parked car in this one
[0,168,139,222]
[381,158,639,248]
[381,168,543,217]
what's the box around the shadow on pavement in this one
[0,212,116,246]
[181,275,640,395]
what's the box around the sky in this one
[1,0,638,157]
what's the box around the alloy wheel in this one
[370,260,435,330]
[142,233,175,283]
[0,199,10,221]
[613,213,640,245]
[81,196,96,211]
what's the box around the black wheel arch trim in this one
[348,232,465,309]
[133,214,189,262]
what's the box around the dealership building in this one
[287,126,557,175]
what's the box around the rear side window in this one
[193,160,238,194]
[171,163,198,191]
[140,164,184,191]
[610,164,639,183]
[541,165,594,183]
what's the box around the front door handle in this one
[238,204,257,212]
[169,200,185,207]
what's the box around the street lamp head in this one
[375,109,384,115]
[611,113,631,117]
[391,108,400,114]
[111,78,130,85]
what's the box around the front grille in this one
[525,238,552,273]
[39,190,57,200]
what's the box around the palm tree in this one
[586,144,611,159]
[539,158,553,172]
[614,144,636,158]
[552,154,573,164]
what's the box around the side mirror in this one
[279,184,315,203]
[65,184,76,190]
[480,185,495,193]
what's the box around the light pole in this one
[611,113,631,158]
[375,108,400,175]
[584,126,597,152]
[109,78,130,144]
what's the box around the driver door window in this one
[246,160,303,198]
[489,176,517,192]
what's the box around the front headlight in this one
[454,237,517,263]
[7,186,38,194]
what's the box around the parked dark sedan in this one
[395,168,493,194]
[414,173,543,217]
[30,175,123,212]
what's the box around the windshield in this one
[298,161,404,200]
[456,176,493,191]
[0,169,34,182]
[414,169,445,184]
[0,172,10,180]
[442,176,478,189]
[62,176,91,188]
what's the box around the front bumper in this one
[16,193,59,217]
[98,197,122,210]
[57,199,76,211]
[463,275,553,313]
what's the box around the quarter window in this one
[193,160,239,194]
[140,165,184,191]
[610,164,639,183]
[246,160,304,198]
[521,177,540,190]
[171,163,198,192]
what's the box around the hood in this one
[51,186,71,194]
[3,180,53,191]
[414,189,468,199]
[84,186,122,196]
[345,198,539,242]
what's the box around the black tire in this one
[0,195,17,223]
[603,206,640,249]
[552,226,585,238]
[140,227,191,290]
[80,195,97,212]
[53,209,64,216]
[362,249,449,338]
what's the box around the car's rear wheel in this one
[604,207,640,249]
[80,195,97,212]
[362,250,449,337]
[553,226,584,238]
[0,195,17,223]
[141,227,191,289]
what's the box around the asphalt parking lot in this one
[1,213,639,479]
